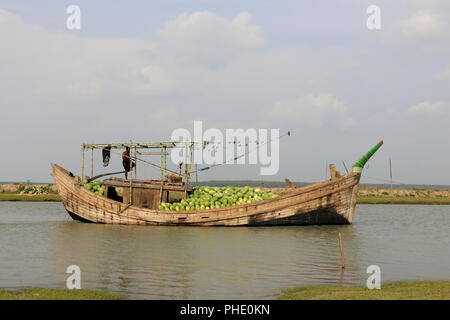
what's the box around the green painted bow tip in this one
[353,140,383,168]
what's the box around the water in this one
[0,202,448,299]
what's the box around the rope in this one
[103,131,291,178]
[108,148,184,177]
[360,174,407,185]
[189,131,291,174]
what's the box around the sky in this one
[0,1,449,184]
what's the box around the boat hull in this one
[51,164,360,226]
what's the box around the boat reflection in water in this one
[2,202,449,299]
[48,220,361,299]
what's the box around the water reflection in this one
[45,221,362,299]
[0,202,449,299]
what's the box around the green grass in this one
[357,195,450,204]
[279,281,450,300]
[0,287,123,300]
[0,193,61,201]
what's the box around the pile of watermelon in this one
[159,186,279,211]
[83,181,105,196]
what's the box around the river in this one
[0,202,448,299]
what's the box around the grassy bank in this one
[279,281,450,300]
[357,195,450,204]
[0,193,61,201]
[0,287,123,300]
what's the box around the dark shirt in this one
[122,150,134,172]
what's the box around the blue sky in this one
[1,1,449,184]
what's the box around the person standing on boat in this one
[122,147,135,179]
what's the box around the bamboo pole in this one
[184,145,188,199]
[87,170,126,182]
[136,151,169,155]
[134,146,137,179]
[129,143,132,205]
[82,141,201,149]
[186,144,193,195]
[338,232,345,269]
[161,145,164,181]
[164,146,167,173]
[90,147,93,178]
[81,145,85,182]
[195,163,198,186]
[389,158,393,193]
[189,144,193,186]
[109,148,182,177]
[159,144,164,204]
[342,161,349,174]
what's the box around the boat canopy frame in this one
[81,141,200,204]
[82,141,202,149]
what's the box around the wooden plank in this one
[284,178,294,188]
[103,180,190,192]
[330,164,336,180]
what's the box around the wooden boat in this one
[51,141,383,226]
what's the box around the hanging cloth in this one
[102,145,111,167]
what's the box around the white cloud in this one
[270,93,352,128]
[399,10,447,38]
[1,8,357,146]
[1,5,449,184]
[0,10,265,103]
[0,8,360,141]
[408,100,446,114]
[380,9,449,52]
[400,0,450,10]
[154,11,264,65]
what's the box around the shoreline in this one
[0,287,123,300]
[279,281,450,300]
[1,280,449,299]
[1,183,449,204]
[0,193,61,202]
[356,196,450,205]
[1,193,450,204]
